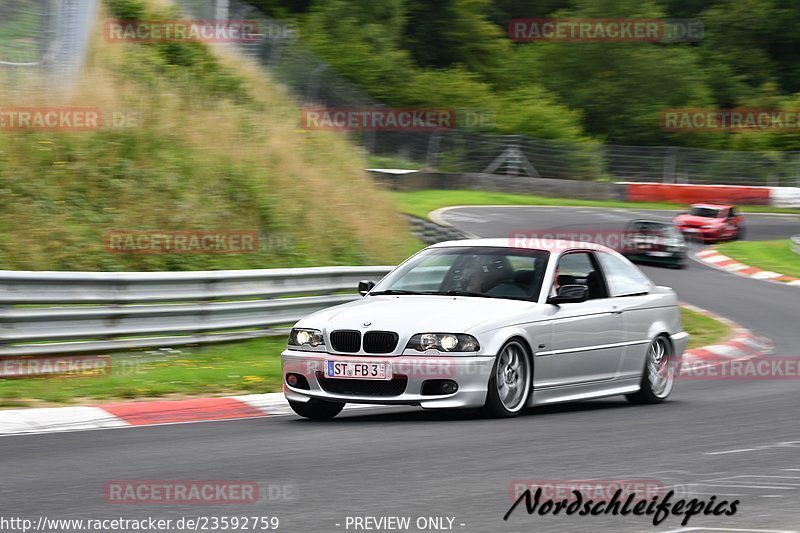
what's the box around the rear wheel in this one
[482,340,532,418]
[626,336,676,404]
[288,399,345,420]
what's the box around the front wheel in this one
[288,398,345,420]
[481,340,532,418]
[626,336,676,404]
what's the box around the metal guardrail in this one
[792,235,800,255]
[0,266,393,357]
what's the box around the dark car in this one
[673,204,745,243]
[622,219,688,269]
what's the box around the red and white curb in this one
[695,248,800,286]
[0,307,773,437]
[679,303,773,373]
[0,393,380,437]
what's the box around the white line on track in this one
[706,448,758,455]
[682,483,797,491]
[659,528,798,533]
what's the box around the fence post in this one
[216,0,229,21]
[663,147,677,183]
[796,153,800,188]
[592,148,603,180]
[306,63,327,104]
[425,133,442,170]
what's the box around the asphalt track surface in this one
[2,207,800,533]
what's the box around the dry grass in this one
[0,0,410,271]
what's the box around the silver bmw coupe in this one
[281,239,688,419]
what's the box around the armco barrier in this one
[0,266,393,357]
[792,235,800,255]
[407,214,470,245]
[624,183,772,205]
[772,187,800,208]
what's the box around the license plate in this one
[326,361,391,380]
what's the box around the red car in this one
[673,203,745,243]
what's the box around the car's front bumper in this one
[281,349,495,409]
[680,227,722,242]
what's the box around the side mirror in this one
[358,280,375,296]
[547,284,588,305]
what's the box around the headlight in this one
[406,333,480,352]
[288,328,325,348]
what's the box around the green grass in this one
[0,337,286,407]
[0,305,728,407]
[390,190,800,220]
[682,307,731,350]
[715,240,800,279]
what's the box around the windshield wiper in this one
[438,290,486,297]
[369,289,426,295]
[430,290,533,302]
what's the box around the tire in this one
[735,226,745,241]
[626,336,676,405]
[288,398,345,420]
[481,339,532,418]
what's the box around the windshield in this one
[630,221,683,240]
[689,206,721,218]
[371,246,550,301]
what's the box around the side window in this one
[596,252,652,297]
[554,252,609,300]
[728,207,737,218]
[557,252,594,278]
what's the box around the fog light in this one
[421,379,459,395]
[285,373,310,390]
[440,380,458,394]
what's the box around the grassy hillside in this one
[0,0,412,271]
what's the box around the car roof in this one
[690,203,732,209]
[429,238,616,254]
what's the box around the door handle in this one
[612,306,623,315]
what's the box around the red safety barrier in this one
[625,183,771,205]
